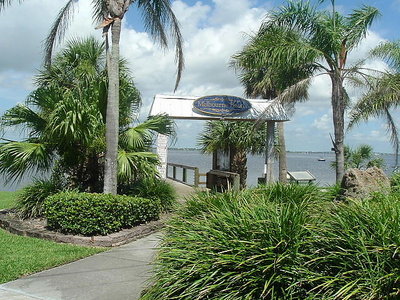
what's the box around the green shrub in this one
[120,179,176,212]
[44,192,160,236]
[16,178,63,219]
[390,172,400,191]
[307,193,400,299]
[143,185,400,299]
[142,184,320,299]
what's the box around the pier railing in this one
[166,163,207,187]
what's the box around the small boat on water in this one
[317,158,326,161]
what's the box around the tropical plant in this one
[391,171,400,192]
[142,185,318,299]
[331,144,385,170]
[143,184,400,299]
[198,120,265,188]
[0,0,184,194]
[232,0,380,183]
[0,37,173,192]
[349,41,400,166]
[232,30,312,183]
[308,193,400,298]
[15,178,64,219]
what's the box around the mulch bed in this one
[0,209,169,247]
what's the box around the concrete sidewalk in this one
[0,233,161,300]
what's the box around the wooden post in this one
[194,167,200,187]
[264,121,275,183]
[156,133,168,179]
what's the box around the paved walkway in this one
[0,180,197,300]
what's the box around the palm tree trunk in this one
[331,73,345,183]
[277,122,288,183]
[103,17,121,194]
[230,148,247,189]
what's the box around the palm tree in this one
[349,41,400,166]
[331,144,385,170]
[198,121,265,189]
[236,1,380,183]
[0,37,174,192]
[0,0,184,194]
[231,32,312,183]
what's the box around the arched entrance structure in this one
[149,94,289,184]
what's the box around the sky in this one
[0,0,399,153]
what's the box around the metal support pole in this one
[183,168,187,183]
[173,166,177,179]
[264,121,276,183]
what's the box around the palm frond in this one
[0,0,23,12]
[91,0,108,24]
[44,0,78,66]
[275,77,313,104]
[349,73,400,129]
[264,0,319,35]
[370,40,400,72]
[383,109,399,166]
[118,150,159,182]
[345,5,380,51]
[198,121,265,155]
[1,104,47,137]
[120,114,175,150]
[136,0,184,91]
[46,92,103,147]
[0,141,53,183]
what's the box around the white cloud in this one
[312,114,332,132]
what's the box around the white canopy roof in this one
[149,94,289,121]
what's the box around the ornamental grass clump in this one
[307,192,400,299]
[143,184,400,299]
[16,178,64,219]
[142,184,321,299]
[45,192,160,236]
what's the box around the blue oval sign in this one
[193,95,251,116]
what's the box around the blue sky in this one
[0,0,399,153]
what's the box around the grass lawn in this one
[0,191,19,210]
[0,190,106,284]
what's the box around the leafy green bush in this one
[142,184,400,299]
[143,184,319,299]
[120,179,176,212]
[390,172,400,191]
[16,178,63,219]
[45,192,160,236]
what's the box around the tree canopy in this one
[0,37,173,192]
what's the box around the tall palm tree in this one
[235,1,380,183]
[0,37,174,192]
[198,121,265,189]
[232,32,312,183]
[0,0,184,194]
[349,41,400,166]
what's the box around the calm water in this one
[167,149,399,187]
[1,150,398,191]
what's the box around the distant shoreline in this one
[164,148,398,156]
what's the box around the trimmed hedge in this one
[119,179,177,212]
[44,192,160,236]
